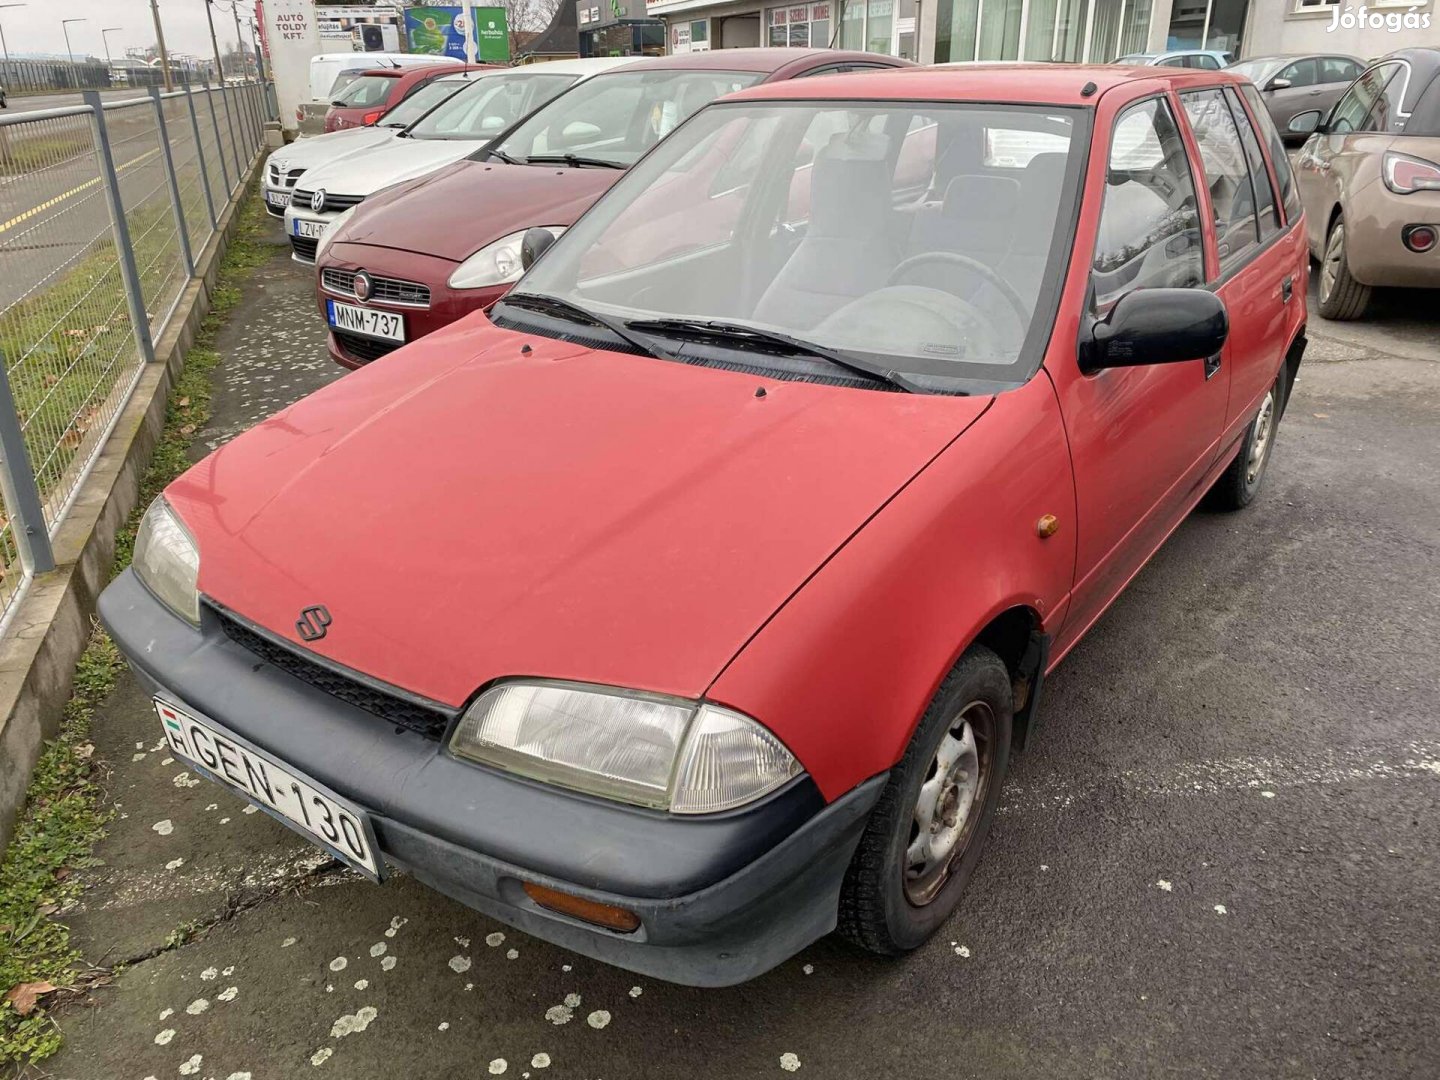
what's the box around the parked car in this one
[299,52,451,132]
[284,59,631,264]
[100,63,1309,986]
[1116,49,1233,69]
[314,48,911,368]
[324,63,496,134]
[263,71,492,218]
[1291,47,1440,319]
[1226,53,1365,142]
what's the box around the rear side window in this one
[1224,87,1280,241]
[1093,97,1204,308]
[1371,62,1411,133]
[1180,89,1260,271]
[1193,55,1221,71]
[1240,83,1301,222]
[1319,57,1363,84]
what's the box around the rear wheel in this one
[837,646,1012,955]
[1204,364,1285,511]
[1317,215,1372,321]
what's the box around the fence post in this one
[0,354,56,575]
[184,81,218,231]
[150,86,195,279]
[245,82,261,152]
[203,78,233,196]
[220,82,243,187]
[86,91,158,366]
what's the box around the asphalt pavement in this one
[38,215,1440,1080]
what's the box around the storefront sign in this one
[262,0,320,134]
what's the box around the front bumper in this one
[98,570,883,986]
[318,241,508,367]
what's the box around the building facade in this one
[642,0,1437,65]
[578,0,667,55]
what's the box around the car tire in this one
[1204,364,1286,512]
[837,645,1012,956]
[1317,215,1371,321]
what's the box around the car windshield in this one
[1226,58,1284,85]
[377,78,468,127]
[333,74,398,107]
[492,69,768,169]
[512,101,1083,388]
[407,71,578,140]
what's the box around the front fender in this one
[706,373,1076,802]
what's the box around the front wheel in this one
[1317,215,1372,320]
[837,645,1012,955]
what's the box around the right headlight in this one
[449,680,801,814]
[132,496,200,626]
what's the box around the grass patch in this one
[0,187,271,1070]
[0,134,95,179]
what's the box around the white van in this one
[300,52,451,131]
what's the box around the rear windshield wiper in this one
[498,292,678,362]
[625,318,926,394]
[525,153,625,170]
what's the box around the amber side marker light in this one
[523,882,642,933]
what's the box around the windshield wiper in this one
[525,153,625,170]
[499,293,678,362]
[482,146,523,165]
[625,318,926,394]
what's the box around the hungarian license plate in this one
[154,698,383,880]
[265,189,291,210]
[327,300,404,342]
[291,216,327,240]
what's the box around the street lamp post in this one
[101,26,123,74]
[0,4,26,88]
[61,16,86,81]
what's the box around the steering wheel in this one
[886,252,1031,334]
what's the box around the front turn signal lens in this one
[522,882,641,933]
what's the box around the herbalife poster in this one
[405,6,510,62]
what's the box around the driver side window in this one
[1329,63,1396,134]
[1092,97,1204,309]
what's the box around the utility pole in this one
[202,0,225,83]
[101,26,123,72]
[0,4,26,88]
[149,0,173,90]
[229,3,248,79]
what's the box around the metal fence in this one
[0,78,272,622]
[0,60,175,96]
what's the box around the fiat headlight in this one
[449,680,801,814]
[133,497,200,625]
[447,227,566,290]
[315,206,356,264]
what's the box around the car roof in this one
[523,56,638,76]
[725,62,1248,107]
[353,63,495,81]
[606,47,908,76]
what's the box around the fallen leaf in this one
[179,424,196,435]
[177,396,191,407]
[4,980,58,1017]
[1313,412,1329,419]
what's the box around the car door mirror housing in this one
[1079,289,1228,373]
[1288,109,1324,135]
[1266,77,1292,91]
[520,227,557,272]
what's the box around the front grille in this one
[215,609,453,741]
[292,189,365,214]
[321,267,432,309]
[267,164,306,188]
[265,202,285,219]
[290,235,318,263]
[334,330,401,365]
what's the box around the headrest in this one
[810,131,893,236]
[942,174,1021,221]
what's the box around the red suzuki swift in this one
[312,48,910,368]
[101,65,1308,986]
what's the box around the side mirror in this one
[520,227,557,272]
[1288,110,1324,136]
[1080,289,1228,373]
[1266,77,1292,91]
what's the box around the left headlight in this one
[447,227,566,290]
[133,496,200,626]
[315,206,356,264]
[449,680,801,814]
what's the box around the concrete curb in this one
[0,157,263,854]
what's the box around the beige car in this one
[1291,47,1440,320]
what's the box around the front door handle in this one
[1282,275,1294,303]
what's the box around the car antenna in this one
[1081,81,1098,97]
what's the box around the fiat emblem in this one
[353,270,373,302]
[311,188,327,213]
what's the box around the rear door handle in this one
[1282,275,1294,303]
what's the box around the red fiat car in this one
[101,65,1307,986]
[313,48,910,368]
[323,63,496,133]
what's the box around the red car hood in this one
[168,320,990,709]
[337,159,621,263]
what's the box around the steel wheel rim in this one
[1321,224,1344,302]
[904,700,993,906]
[1246,389,1276,487]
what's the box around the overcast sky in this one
[1,0,257,63]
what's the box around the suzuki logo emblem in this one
[311,188,327,213]
[353,270,373,302]
[296,605,332,642]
